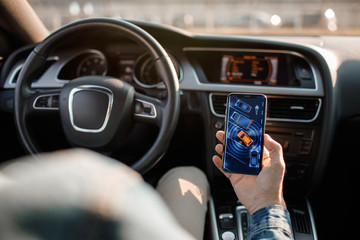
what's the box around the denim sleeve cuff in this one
[248,205,294,240]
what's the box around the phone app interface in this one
[223,94,266,174]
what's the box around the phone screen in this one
[222,93,267,175]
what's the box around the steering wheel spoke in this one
[20,89,61,115]
[133,92,163,126]
[32,91,61,112]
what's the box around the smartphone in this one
[222,93,267,175]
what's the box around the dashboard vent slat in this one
[290,209,311,234]
[268,98,320,121]
[209,93,321,122]
[211,94,227,116]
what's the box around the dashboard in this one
[1,27,327,192]
[3,19,359,197]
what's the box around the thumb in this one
[263,134,285,168]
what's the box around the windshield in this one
[28,0,360,35]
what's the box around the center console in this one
[206,91,321,240]
[209,196,318,240]
[182,46,324,240]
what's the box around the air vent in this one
[290,208,311,234]
[9,58,57,85]
[268,98,321,122]
[209,94,227,117]
[209,93,321,122]
[8,64,23,85]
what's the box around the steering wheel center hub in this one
[59,76,134,149]
[69,85,113,133]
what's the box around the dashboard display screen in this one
[220,54,278,85]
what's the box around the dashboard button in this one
[221,231,235,240]
[295,64,312,80]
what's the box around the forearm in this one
[248,205,294,240]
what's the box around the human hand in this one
[212,131,287,214]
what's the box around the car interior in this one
[0,0,358,239]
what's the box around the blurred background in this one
[28,0,360,35]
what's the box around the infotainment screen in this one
[185,49,314,88]
[220,54,279,85]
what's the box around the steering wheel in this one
[14,18,180,174]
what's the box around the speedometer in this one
[134,53,181,88]
[140,57,162,86]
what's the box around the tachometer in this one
[134,54,181,88]
[76,51,108,77]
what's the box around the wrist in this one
[247,195,287,215]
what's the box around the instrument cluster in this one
[58,48,181,89]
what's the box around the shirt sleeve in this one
[248,205,294,240]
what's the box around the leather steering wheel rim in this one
[14,18,180,174]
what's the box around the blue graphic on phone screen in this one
[222,94,266,174]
